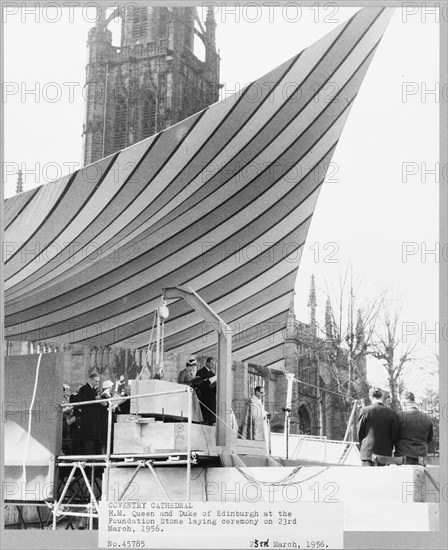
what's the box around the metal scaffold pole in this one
[284,373,295,459]
[104,400,114,500]
[186,387,193,501]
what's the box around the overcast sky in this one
[3,5,440,394]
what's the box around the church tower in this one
[82,6,221,166]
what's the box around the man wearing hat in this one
[195,357,217,425]
[178,356,197,385]
[394,390,433,465]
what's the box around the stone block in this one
[129,379,202,421]
[113,422,216,454]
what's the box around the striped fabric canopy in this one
[4,8,392,370]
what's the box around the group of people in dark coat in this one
[63,372,130,455]
[67,369,434,466]
[358,386,433,466]
[63,355,219,455]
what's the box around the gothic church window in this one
[158,9,168,37]
[114,95,128,150]
[132,8,148,39]
[141,93,156,138]
[298,404,312,435]
[298,357,311,386]
[140,10,148,37]
[181,94,192,121]
[318,376,326,435]
[132,13,140,38]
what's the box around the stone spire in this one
[308,275,317,335]
[95,4,107,28]
[285,291,297,339]
[356,308,365,348]
[325,298,333,340]
[16,169,23,194]
[205,6,217,41]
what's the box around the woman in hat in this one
[178,356,197,384]
[98,380,116,454]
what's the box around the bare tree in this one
[323,267,384,404]
[298,267,384,433]
[370,307,418,411]
[418,387,439,454]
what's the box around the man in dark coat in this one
[194,357,217,425]
[394,390,433,465]
[76,372,101,455]
[69,388,83,454]
[98,380,117,455]
[61,384,75,455]
[358,387,399,466]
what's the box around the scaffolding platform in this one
[57,450,221,467]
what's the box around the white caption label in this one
[98,501,344,549]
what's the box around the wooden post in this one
[186,388,192,500]
[104,401,113,500]
[217,331,232,451]
[163,286,233,452]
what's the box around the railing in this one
[270,433,361,465]
[105,40,167,63]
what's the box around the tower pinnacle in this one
[308,275,317,335]
[325,298,333,341]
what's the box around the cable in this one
[138,310,157,380]
[196,396,272,457]
[193,399,210,454]
[235,465,331,487]
[160,315,165,371]
[236,466,303,486]
[293,376,359,403]
[23,353,43,488]
[190,468,205,481]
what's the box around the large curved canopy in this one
[4,8,393,370]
